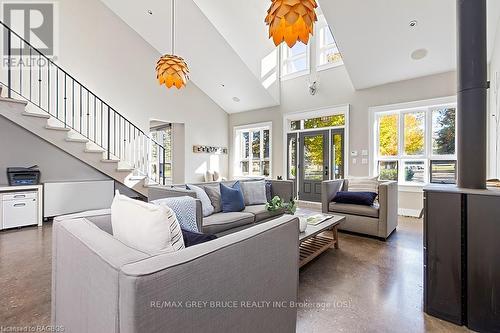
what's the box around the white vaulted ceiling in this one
[101,0,500,111]
[319,0,500,89]
[100,0,280,114]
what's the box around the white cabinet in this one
[0,185,43,230]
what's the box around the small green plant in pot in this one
[266,196,297,215]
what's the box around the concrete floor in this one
[0,217,470,332]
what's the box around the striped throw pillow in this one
[347,177,379,195]
[165,206,185,252]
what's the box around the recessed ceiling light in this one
[232,97,240,102]
[409,20,418,27]
[147,9,153,15]
[411,48,428,60]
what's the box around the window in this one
[281,42,309,78]
[150,124,173,183]
[374,104,457,185]
[289,114,345,131]
[317,15,343,69]
[235,125,271,177]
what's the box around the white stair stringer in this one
[0,97,149,196]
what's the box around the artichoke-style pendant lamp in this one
[265,0,318,48]
[156,0,189,89]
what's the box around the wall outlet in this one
[361,150,368,156]
[362,158,368,165]
[351,151,358,157]
[352,158,357,164]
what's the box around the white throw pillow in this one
[187,184,214,217]
[111,192,184,255]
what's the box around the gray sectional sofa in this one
[321,179,398,240]
[52,210,299,333]
[148,179,295,237]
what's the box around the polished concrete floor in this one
[0,217,470,332]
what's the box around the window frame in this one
[149,124,173,184]
[316,17,343,71]
[280,42,310,80]
[373,102,457,186]
[234,122,272,178]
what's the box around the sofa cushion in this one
[111,192,185,255]
[204,185,222,213]
[220,181,245,212]
[181,229,217,247]
[202,212,255,234]
[333,191,378,206]
[187,184,214,217]
[329,202,380,218]
[346,177,379,194]
[243,204,285,222]
[265,181,273,202]
[241,180,268,205]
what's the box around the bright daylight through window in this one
[236,125,271,177]
[376,106,456,185]
[281,13,342,79]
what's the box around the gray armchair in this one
[52,210,299,333]
[321,179,398,240]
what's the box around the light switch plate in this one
[352,158,357,164]
[362,158,368,165]
[361,150,368,156]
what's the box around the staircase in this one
[0,22,169,197]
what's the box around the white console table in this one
[0,184,43,229]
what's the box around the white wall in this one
[229,65,457,213]
[489,17,500,179]
[54,0,228,183]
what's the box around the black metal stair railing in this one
[0,21,169,186]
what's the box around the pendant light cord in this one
[171,0,175,55]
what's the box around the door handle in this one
[325,165,329,176]
[14,203,26,207]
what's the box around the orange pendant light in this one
[156,0,189,89]
[265,0,318,48]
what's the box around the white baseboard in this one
[398,208,422,218]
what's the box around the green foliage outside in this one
[379,168,398,181]
[405,167,415,182]
[304,115,345,129]
[433,108,456,155]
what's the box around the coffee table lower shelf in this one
[299,233,336,268]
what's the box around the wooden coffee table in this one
[298,214,345,268]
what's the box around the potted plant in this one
[266,196,297,215]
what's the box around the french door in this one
[287,129,345,202]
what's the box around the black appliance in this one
[7,165,41,186]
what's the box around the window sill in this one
[281,69,310,81]
[316,62,344,72]
[398,184,425,192]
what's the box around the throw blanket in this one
[152,196,198,232]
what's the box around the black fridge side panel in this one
[424,191,463,324]
[467,194,500,332]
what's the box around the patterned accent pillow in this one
[187,184,214,217]
[165,206,185,251]
[347,177,379,194]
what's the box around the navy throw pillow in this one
[220,181,245,212]
[332,191,377,206]
[181,229,217,247]
[265,180,273,202]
